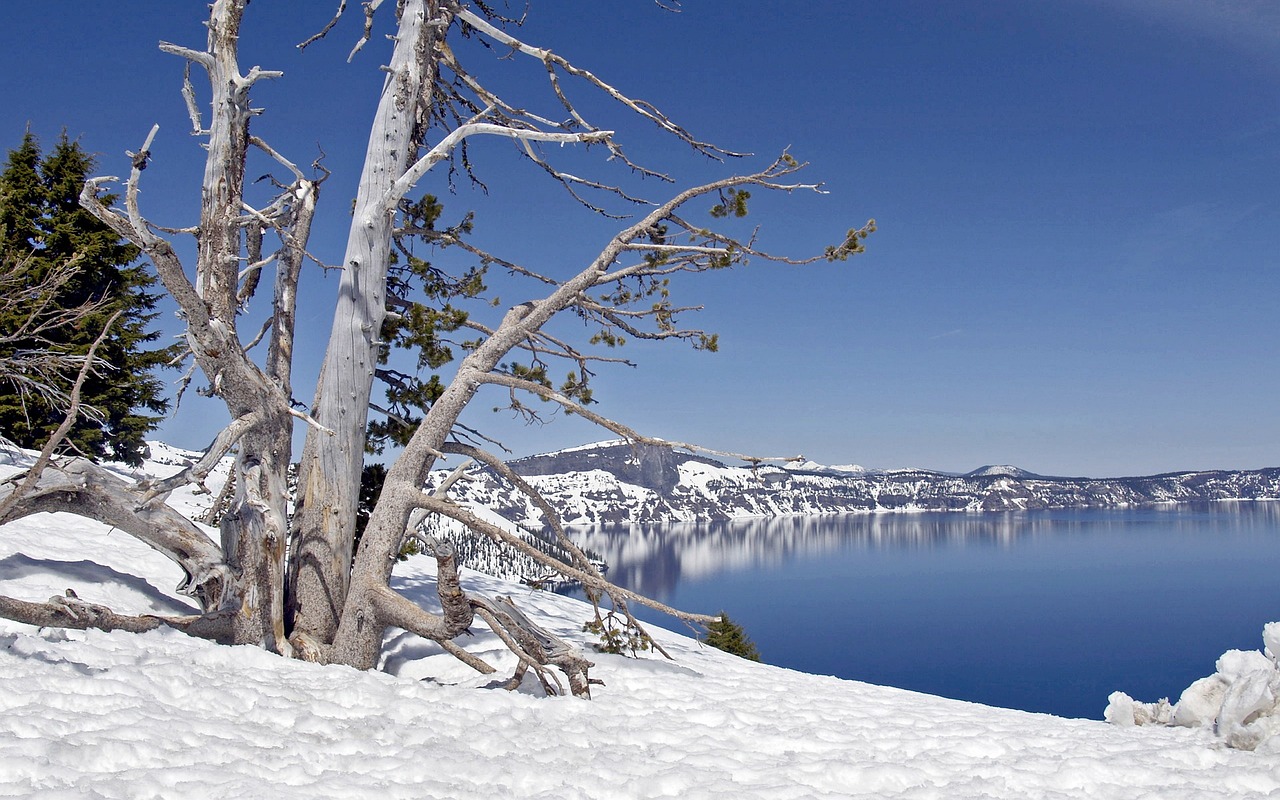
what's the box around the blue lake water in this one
[567,502,1280,719]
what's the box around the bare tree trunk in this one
[78,0,306,652]
[289,0,444,644]
[220,426,293,650]
[331,292,593,666]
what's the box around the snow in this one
[1,446,1279,798]
[1107,642,1280,752]
[525,438,631,457]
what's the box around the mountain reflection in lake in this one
[564,502,1280,719]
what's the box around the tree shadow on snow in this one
[0,553,199,615]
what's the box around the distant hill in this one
[964,465,1046,480]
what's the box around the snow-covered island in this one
[0,443,1278,797]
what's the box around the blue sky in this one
[2,2,1278,477]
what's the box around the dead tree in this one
[0,1,871,693]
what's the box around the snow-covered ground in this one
[0,447,1278,798]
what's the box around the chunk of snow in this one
[1173,675,1228,728]
[1112,622,1280,751]
[1264,621,1280,663]
[1217,648,1273,679]
[1104,691,1137,726]
[1218,667,1279,750]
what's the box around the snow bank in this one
[1,447,1279,797]
[1107,623,1280,752]
[6,587,1280,799]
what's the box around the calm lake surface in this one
[566,502,1280,719]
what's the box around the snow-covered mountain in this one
[964,464,1044,479]
[429,440,1280,527]
[784,459,872,475]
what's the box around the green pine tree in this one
[703,612,761,661]
[0,131,175,465]
[366,195,483,454]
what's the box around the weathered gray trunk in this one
[329,297,535,665]
[331,301,594,666]
[195,1,249,324]
[75,0,303,652]
[289,0,442,642]
[177,0,294,652]
[219,424,292,651]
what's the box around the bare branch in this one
[430,458,475,500]
[452,6,744,164]
[157,41,213,69]
[415,493,716,626]
[619,243,730,256]
[483,594,594,697]
[439,442,597,576]
[179,61,206,135]
[0,310,122,522]
[249,135,306,181]
[124,124,161,244]
[470,603,559,692]
[0,459,233,613]
[348,0,388,62]
[288,407,336,436]
[136,412,262,503]
[80,156,208,340]
[0,592,233,642]
[385,122,613,211]
[369,537,496,677]
[436,41,562,129]
[298,0,348,52]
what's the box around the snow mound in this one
[1106,625,1280,751]
[141,440,204,468]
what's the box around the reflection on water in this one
[567,502,1280,719]
[571,501,1280,601]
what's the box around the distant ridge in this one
[428,440,1280,527]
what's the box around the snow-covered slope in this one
[0,445,1278,796]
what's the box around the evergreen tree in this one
[703,612,761,661]
[366,195,481,455]
[0,131,174,465]
[355,463,386,541]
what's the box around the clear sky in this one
[1,1,1277,478]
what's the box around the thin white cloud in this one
[1118,200,1265,272]
[1089,0,1280,58]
